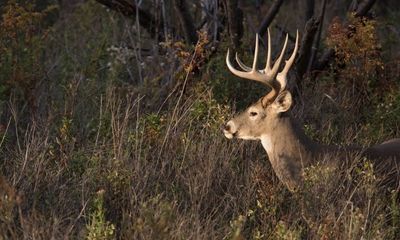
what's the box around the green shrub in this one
[86,190,116,240]
[0,0,57,111]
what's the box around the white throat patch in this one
[260,135,273,154]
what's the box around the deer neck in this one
[260,114,319,190]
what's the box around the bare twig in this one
[313,48,335,71]
[172,0,198,44]
[226,0,243,49]
[161,0,169,41]
[0,117,11,149]
[307,0,327,73]
[304,0,315,23]
[312,0,377,72]
[355,0,377,17]
[296,17,319,82]
[257,0,284,37]
[157,39,202,163]
[95,0,163,40]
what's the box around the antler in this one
[276,30,299,91]
[226,29,299,102]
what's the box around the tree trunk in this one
[304,0,315,23]
[95,0,163,40]
[355,0,377,17]
[226,0,243,49]
[312,0,377,72]
[257,0,284,37]
[172,0,198,44]
[296,17,320,82]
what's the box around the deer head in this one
[223,29,299,141]
[222,30,400,191]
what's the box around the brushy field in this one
[0,1,400,239]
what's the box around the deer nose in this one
[223,123,231,132]
[223,121,236,139]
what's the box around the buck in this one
[223,29,400,191]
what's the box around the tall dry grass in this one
[0,1,399,239]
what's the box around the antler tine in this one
[226,49,253,80]
[276,30,299,91]
[252,34,260,71]
[226,49,265,83]
[235,53,252,72]
[265,28,272,72]
[226,30,299,106]
[233,34,262,73]
[269,33,288,78]
[226,35,276,88]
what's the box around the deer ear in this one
[272,90,292,113]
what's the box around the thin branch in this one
[304,0,315,23]
[95,0,163,40]
[172,0,198,44]
[312,0,377,72]
[296,17,319,81]
[226,0,243,49]
[313,49,335,71]
[161,0,170,41]
[349,0,360,12]
[257,0,284,37]
[355,0,377,17]
[307,0,327,73]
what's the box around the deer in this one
[223,29,400,192]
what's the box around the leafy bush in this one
[0,1,399,239]
[327,14,383,94]
[86,190,116,240]
[0,0,57,111]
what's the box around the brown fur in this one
[224,92,400,191]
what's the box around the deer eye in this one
[249,111,258,117]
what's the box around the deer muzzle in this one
[223,120,237,139]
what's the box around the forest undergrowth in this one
[0,1,399,239]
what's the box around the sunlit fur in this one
[223,90,400,191]
[224,31,400,191]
